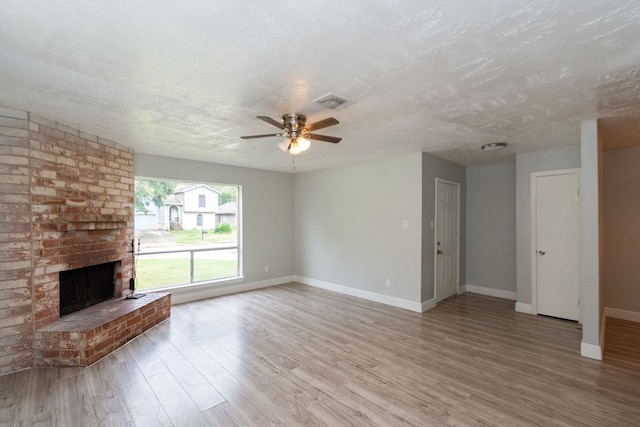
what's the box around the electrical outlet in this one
[385,279,391,287]
[264,265,269,273]
[401,219,408,229]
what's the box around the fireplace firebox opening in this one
[59,262,118,316]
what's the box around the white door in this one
[435,179,460,303]
[533,171,580,321]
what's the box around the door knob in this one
[437,249,443,254]
[538,250,546,255]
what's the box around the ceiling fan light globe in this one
[298,137,311,152]
[277,140,290,152]
[289,140,302,155]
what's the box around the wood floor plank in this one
[144,327,226,412]
[82,360,137,426]
[2,283,640,426]
[113,345,173,426]
[202,401,242,426]
[144,370,210,426]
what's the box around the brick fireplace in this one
[0,106,169,375]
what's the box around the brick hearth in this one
[33,293,170,367]
[0,106,170,375]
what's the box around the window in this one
[134,179,240,290]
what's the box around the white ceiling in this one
[1,0,640,173]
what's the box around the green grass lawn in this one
[134,258,238,290]
[171,228,237,245]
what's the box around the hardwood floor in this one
[2,283,640,426]
[603,317,640,373]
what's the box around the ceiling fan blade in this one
[240,133,284,139]
[257,116,283,129]
[307,133,342,143]
[305,117,339,132]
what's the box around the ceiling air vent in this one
[312,93,352,110]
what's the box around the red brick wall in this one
[0,107,32,374]
[0,106,134,376]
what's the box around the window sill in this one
[143,276,245,295]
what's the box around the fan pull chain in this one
[292,155,296,171]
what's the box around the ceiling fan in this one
[241,113,341,155]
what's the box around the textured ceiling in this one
[1,0,640,173]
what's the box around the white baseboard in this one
[422,298,436,312]
[152,276,295,305]
[515,302,534,314]
[295,276,423,313]
[580,342,602,360]
[462,284,516,301]
[604,307,640,323]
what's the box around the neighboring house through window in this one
[134,180,240,291]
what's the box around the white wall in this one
[421,153,466,301]
[515,146,581,307]
[294,153,423,306]
[604,147,640,314]
[135,153,294,295]
[580,120,602,359]
[466,162,516,294]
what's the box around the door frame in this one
[530,168,581,319]
[434,178,461,303]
